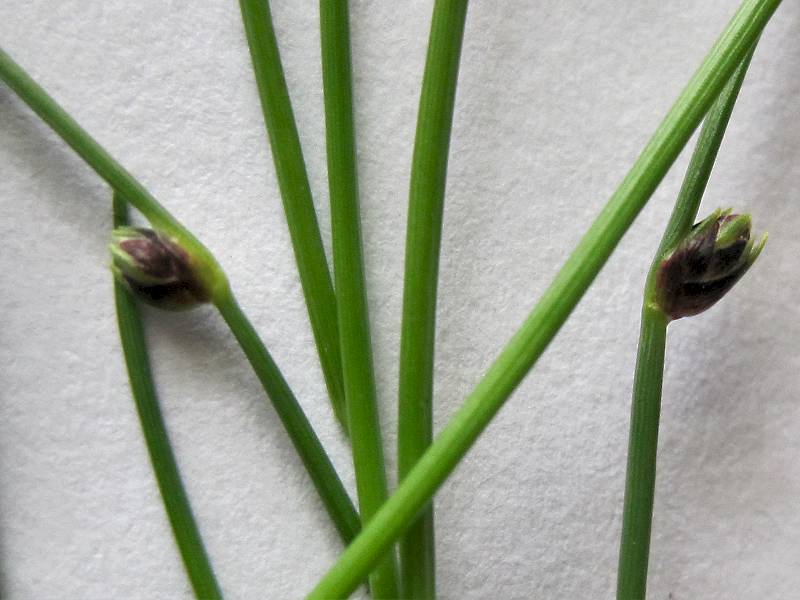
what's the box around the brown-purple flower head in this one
[655,209,766,320]
[110,227,211,310]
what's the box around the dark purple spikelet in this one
[111,227,210,310]
[117,229,181,280]
[656,210,766,320]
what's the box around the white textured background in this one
[1,1,798,598]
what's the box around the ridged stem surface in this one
[616,46,758,600]
[397,2,469,598]
[239,0,348,431]
[320,1,398,596]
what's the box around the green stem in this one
[239,0,348,433]
[617,307,668,600]
[397,2,468,598]
[214,290,361,545]
[319,1,398,596]
[616,46,757,600]
[0,47,226,301]
[648,49,759,293]
[306,1,780,596]
[0,46,359,545]
[113,193,223,600]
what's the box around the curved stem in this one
[239,0,348,433]
[0,48,359,546]
[0,47,226,300]
[320,1,398,596]
[616,45,758,600]
[397,1,468,598]
[113,193,223,600]
[306,1,780,596]
[214,291,361,545]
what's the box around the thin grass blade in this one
[319,0,398,596]
[397,1,469,598]
[238,0,347,432]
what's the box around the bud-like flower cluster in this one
[110,227,210,310]
[655,209,766,320]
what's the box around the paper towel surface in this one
[1,1,798,598]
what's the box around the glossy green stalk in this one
[113,193,222,600]
[319,1,398,596]
[239,0,348,433]
[397,1,468,598]
[0,46,359,545]
[307,1,780,596]
[616,47,757,600]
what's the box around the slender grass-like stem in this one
[215,290,361,544]
[306,1,780,596]
[238,0,348,433]
[617,306,668,600]
[319,1,398,596]
[645,48,759,288]
[0,46,227,299]
[397,2,468,598]
[616,47,757,600]
[0,47,359,544]
[113,193,223,600]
